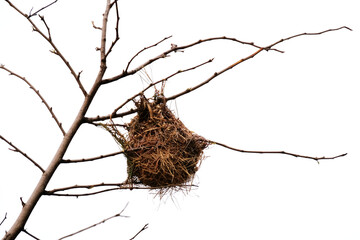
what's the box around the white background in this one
[0,0,359,239]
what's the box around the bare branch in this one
[91,21,102,30]
[210,140,347,163]
[103,35,282,85]
[129,224,149,240]
[27,0,58,18]
[44,182,198,197]
[61,150,126,163]
[4,0,87,97]
[83,108,137,124]
[266,26,352,50]
[58,203,129,240]
[111,58,214,117]
[2,2,113,239]
[0,65,66,136]
[165,26,351,101]
[0,213,7,226]
[105,0,120,58]
[0,135,45,172]
[22,229,40,240]
[166,47,263,101]
[123,35,173,73]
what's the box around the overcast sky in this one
[0,0,359,239]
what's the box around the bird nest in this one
[103,95,209,193]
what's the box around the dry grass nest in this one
[103,95,209,192]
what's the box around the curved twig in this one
[123,35,173,73]
[27,0,58,18]
[0,135,45,172]
[4,0,87,97]
[105,0,120,57]
[209,140,347,163]
[110,58,214,118]
[165,26,352,101]
[0,65,66,136]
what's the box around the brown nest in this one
[103,95,209,192]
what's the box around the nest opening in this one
[104,95,208,192]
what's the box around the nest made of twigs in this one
[103,95,208,192]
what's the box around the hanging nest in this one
[103,94,209,192]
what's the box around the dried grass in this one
[103,95,208,194]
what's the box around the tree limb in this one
[123,35,173,73]
[0,135,45,172]
[0,213,6,226]
[22,229,40,240]
[105,0,120,58]
[27,0,58,18]
[61,150,126,163]
[0,65,66,136]
[4,0,87,97]
[209,140,347,163]
[110,58,214,118]
[2,2,113,239]
[129,224,149,240]
[165,26,351,101]
[58,203,129,240]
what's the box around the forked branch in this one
[4,0,87,96]
[58,203,129,240]
[0,65,65,136]
[166,26,351,101]
[130,224,149,240]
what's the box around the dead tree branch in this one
[0,65,65,136]
[0,213,7,226]
[61,150,126,163]
[105,0,120,57]
[22,230,40,240]
[27,0,58,18]
[58,203,129,240]
[44,182,197,197]
[109,58,214,119]
[210,140,347,163]
[166,26,351,101]
[123,35,173,73]
[4,0,87,96]
[129,223,149,240]
[2,1,113,239]
[0,135,45,172]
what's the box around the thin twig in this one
[4,0,87,96]
[0,213,7,226]
[0,65,66,136]
[129,224,149,240]
[123,35,173,73]
[44,182,198,197]
[266,26,352,50]
[210,140,347,163]
[83,108,137,124]
[165,26,351,101]
[58,203,129,240]
[22,229,40,240]
[105,0,120,57]
[103,35,281,84]
[61,150,126,163]
[110,58,214,117]
[27,0,58,18]
[0,135,45,172]
[166,47,263,101]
